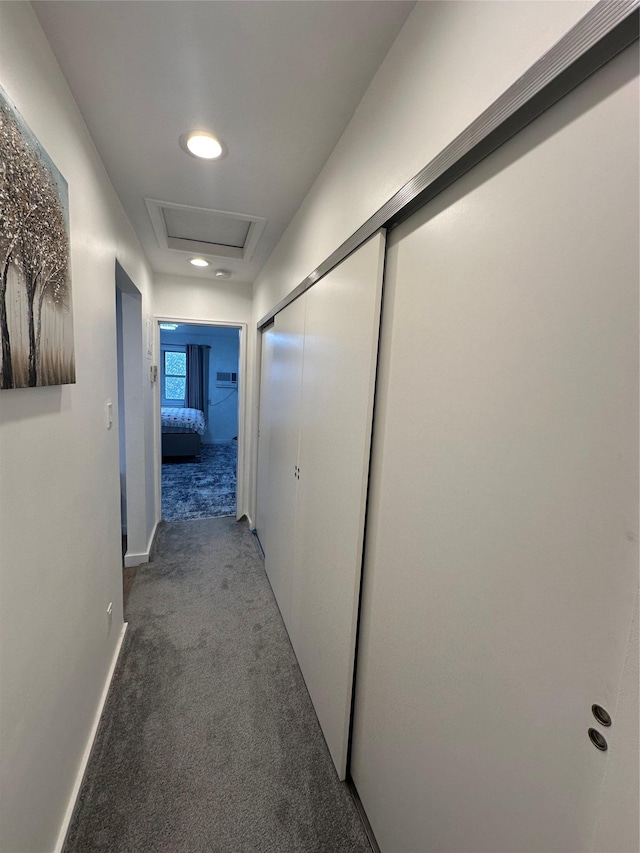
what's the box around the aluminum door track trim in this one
[257,0,639,330]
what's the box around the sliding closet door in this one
[351,47,638,852]
[290,231,385,779]
[261,296,306,629]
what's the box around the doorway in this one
[115,261,146,606]
[157,319,243,521]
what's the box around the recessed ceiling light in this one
[214,269,231,279]
[189,257,210,267]
[180,131,225,160]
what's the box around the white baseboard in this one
[123,520,159,568]
[123,552,147,568]
[54,622,128,853]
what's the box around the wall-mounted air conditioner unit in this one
[216,371,238,388]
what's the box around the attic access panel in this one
[145,199,266,261]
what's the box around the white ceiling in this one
[33,1,415,286]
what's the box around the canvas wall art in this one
[0,86,75,389]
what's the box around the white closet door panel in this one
[291,231,385,779]
[351,47,638,852]
[255,324,275,553]
[262,295,306,629]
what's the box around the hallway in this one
[2,4,638,851]
[65,519,370,852]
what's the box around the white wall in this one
[154,273,252,326]
[252,0,595,322]
[0,4,156,851]
[154,273,253,518]
[160,325,240,443]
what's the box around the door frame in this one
[254,318,275,544]
[115,262,148,568]
[154,315,247,522]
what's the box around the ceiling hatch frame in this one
[145,198,267,261]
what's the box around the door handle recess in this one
[588,703,612,751]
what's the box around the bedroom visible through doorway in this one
[159,321,240,521]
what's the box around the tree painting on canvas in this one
[0,87,75,389]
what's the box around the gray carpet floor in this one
[64,517,371,853]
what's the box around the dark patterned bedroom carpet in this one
[162,441,237,521]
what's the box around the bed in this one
[161,407,206,458]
